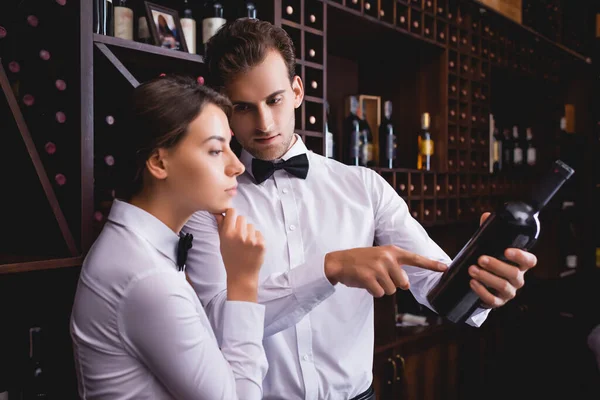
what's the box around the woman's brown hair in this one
[120,75,232,198]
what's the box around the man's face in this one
[224,50,304,161]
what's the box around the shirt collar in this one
[240,134,308,180]
[107,199,180,267]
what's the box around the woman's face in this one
[160,104,244,214]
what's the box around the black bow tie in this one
[251,153,309,184]
[177,233,193,271]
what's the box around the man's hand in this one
[469,212,538,308]
[324,245,448,297]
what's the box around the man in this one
[184,19,537,400]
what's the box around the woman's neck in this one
[129,189,191,235]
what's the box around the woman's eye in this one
[209,150,223,156]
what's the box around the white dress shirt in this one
[70,200,268,400]
[184,135,490,400]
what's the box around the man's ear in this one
[291,75,304,109]
[146,148,169,181]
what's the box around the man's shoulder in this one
[307,152,374,179]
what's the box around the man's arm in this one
[365,169,490,327]
[184,211,336,339]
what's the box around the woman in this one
[70,75,267,399]
[157,14,178,49]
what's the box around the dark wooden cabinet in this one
[1,0,599,398]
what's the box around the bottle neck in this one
[529,160,574,210]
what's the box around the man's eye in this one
[234,104,250,112]
[268,97,282,105]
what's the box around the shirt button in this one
[289,225,296,231]
[282,188,289,194]
[303,354,309,361]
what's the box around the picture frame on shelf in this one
[144,2,188,53]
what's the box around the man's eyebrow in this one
[231,90,286,105]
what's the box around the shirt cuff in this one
[222,301,266,342]
[289,253,336,307]
[466,307,491,327]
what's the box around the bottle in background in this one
[559,200,578,278]
[135,0,151,43]
[93,0,114,35]
[502,127,513,169]
[325,101,335,159]
[492,127,503,173]
[526,127,536,167]
[343,96,361,166]
[489,113,502,174]
[202,1,226,53]
[180,0,197,54]
[21,327,48,400]
[378,100,397,168]
[243,1,257,19]
[358,99,374,167]
[512,125,523,167]
[113,0,133,40]
[417,112,433,171]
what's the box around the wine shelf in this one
[93,33,204,64]
[0,0,594,274]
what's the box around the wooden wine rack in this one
[0,0,592,276]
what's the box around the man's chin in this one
[248,145,287,161]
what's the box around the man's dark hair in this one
[204,18,296,90]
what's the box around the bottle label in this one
[527,148,536,165]
[114,7,133,40]
[514,147,523,164]
[419,138,434,155]
[203,17,226,44]
[138,16,150,41]
[180,18,196,54]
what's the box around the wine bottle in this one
[491,126,503,174]
[93,0,103,34]
[378,101,397,168]
[113,0,133,40]
[359,99,374,167]
[512,126,523,166]
[427,160,575,323]
[180,0,197,54]
[105,0,114,36]
[502,127,513,169]
[325,101,335,159]
[526,127,536,166]
[417,112,433,171]
[202,1,226,52]
[243,1,257,19]
[343,96,361,166]
[559,200,578,277]
[136,0,151,43]
[22,327,48,399]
